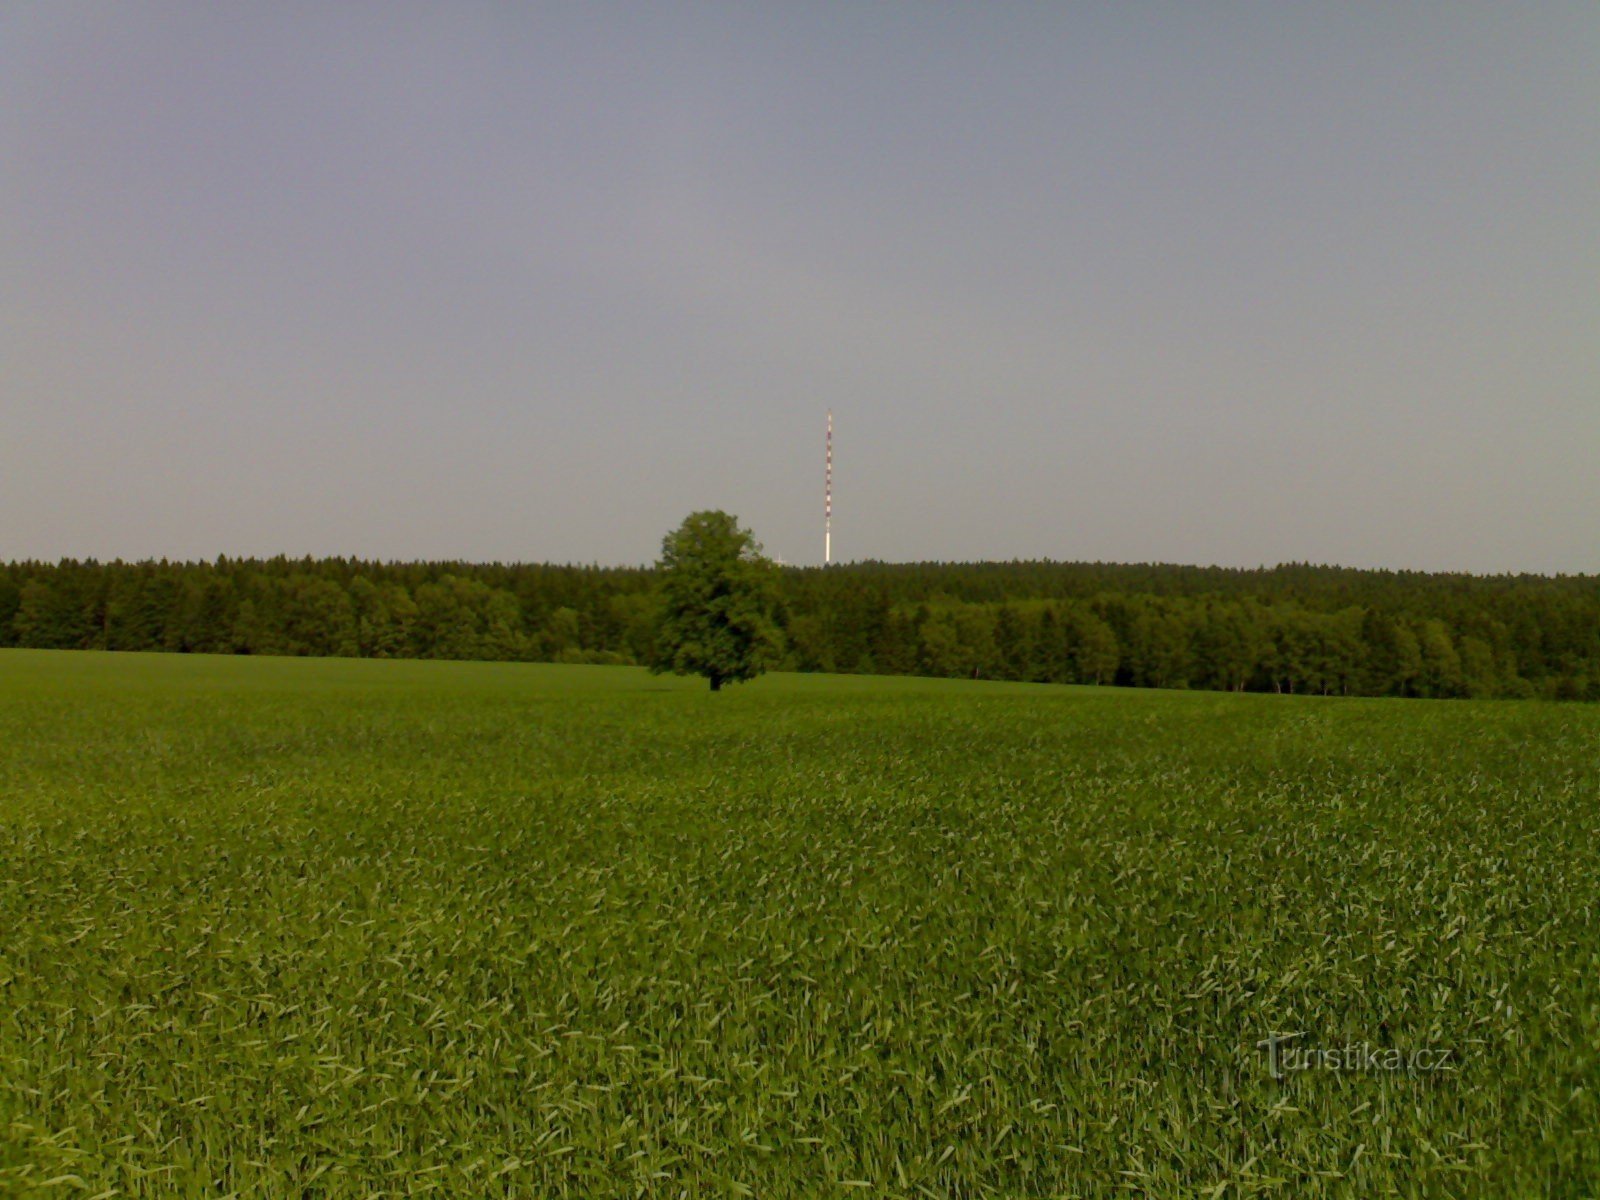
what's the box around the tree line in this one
[3,556,1598,700]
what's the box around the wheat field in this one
[1,651,1595,1196]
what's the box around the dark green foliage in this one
[650,511,783,691]
[414,575,525,661]
[2,555,1598,699]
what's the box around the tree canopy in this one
[3,554,1599,700]
[649,512,784,691]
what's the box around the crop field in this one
[0,650,1596,1197]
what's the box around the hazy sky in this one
[4,5,1596,571]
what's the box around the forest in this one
[3,556,1598,700]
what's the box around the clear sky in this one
[3,4,1596,571]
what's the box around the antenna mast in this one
[824,410,832,566]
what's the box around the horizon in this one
[5,550,1597,585]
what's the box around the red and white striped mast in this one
[824,410,833,566]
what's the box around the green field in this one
[1,651,1596,1197]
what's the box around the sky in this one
[3,4,1596,572]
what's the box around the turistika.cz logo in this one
[1256,1032,1456,1079]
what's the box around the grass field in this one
[1,650,1596,1197]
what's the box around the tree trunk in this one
[709,674,723,692]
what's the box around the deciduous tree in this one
[651,512,783,691]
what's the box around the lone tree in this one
[651,511,784,691]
